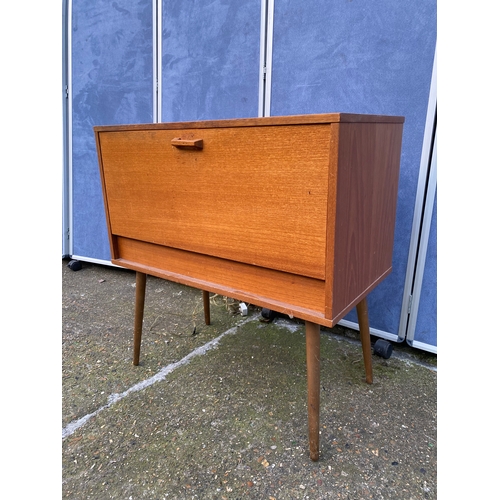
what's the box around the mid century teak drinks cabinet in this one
[94,113,404,461]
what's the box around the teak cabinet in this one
[94,113,404,461]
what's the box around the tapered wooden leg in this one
[202,290,211,325]
[133,272,147,366]
[356,297,373,384]
[305,321,321,461]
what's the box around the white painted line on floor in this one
[62,314,258,440]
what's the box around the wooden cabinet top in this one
[95,113,404,327]
[94,112,404,132]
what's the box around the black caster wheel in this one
[67,259,82,271]
[373,339,393,359]
[261,308,277,321]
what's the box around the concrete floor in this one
[62,258,437,499]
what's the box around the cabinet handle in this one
[171,138,204,149]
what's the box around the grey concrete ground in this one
[62,258,437,499]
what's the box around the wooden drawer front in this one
[99,124,331,279]
[114,236,329,324]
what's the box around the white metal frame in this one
[153,0,162,123]
[62,0,73,258]
[397,48,437,352]
[405,132,437,353]
[62,0,69,257]
[259,0,274,117]
[338,319,401,343]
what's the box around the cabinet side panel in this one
[332,122,403,316]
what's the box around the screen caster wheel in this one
[373,339,393,359]
[67,259,82,271]
[260,308,277,322]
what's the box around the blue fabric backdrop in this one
[71,0,153,260]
